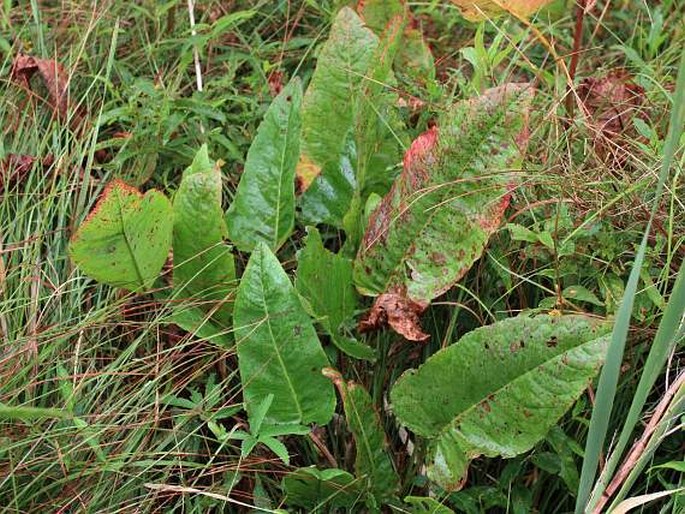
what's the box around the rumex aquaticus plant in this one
[65,2,657,512]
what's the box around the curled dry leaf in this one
[449,0,557,21]
[10,53,85,131]
[578,69,644,165]
[358,290,430,342]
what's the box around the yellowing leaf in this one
[449,0,556,21]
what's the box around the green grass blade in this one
[0,405,70,420]
[607,383,685,511]
[588,259,685,508]
[575,46,685,513]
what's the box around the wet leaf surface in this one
[234,244,336,426]
[226,80,302,253]
[173,146,236,327]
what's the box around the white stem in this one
[187,0,203,93]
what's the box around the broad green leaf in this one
[226,80,303,252]
[283,467,362,510]
[354,84,533,340]
[404,496,456,513]
[69,180,172,292]
[234,244,336,426]
[173,145,236,326]
[449,0,557,21]
[343,16,406,245]
[296,7,378,195]
[296,227,375,361]
[326,370,399,504]
[391,314,611,491]
[298,8,404,229]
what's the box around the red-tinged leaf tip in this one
[402,125,439,177]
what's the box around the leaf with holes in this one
[354,84,533,340]
[69,180,172,292]
[234,243,336,426]
[173,145,236,326]
[226,79,302,252]
[449,0,557,21]
[390,314,611,491]
[283,467,362,510]
[326,369,399,505]
[296,227,375,361]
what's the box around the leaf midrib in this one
[116,190,145,289]
[256,265,304,423]
[431,335,608,441]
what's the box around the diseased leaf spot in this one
[546,336,558,348]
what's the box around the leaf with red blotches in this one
[578,69,644,165]
[353,84,534,340]
[10,54,86,131]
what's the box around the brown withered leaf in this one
[359,290,430,342]
[10,54,85,131]
[0,154,54,191]
[578,69,644,165]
